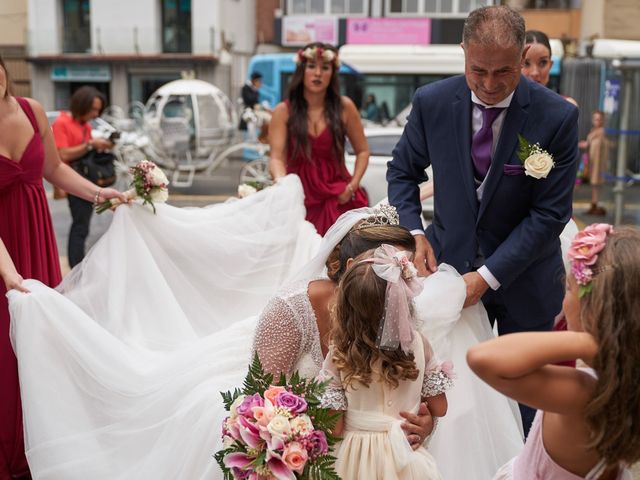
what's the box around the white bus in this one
[339,40,565,122]
[339,44,464,121]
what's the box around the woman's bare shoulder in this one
[23,97,50,134]
[340,95,357,111]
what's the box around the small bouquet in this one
[215,355,341,480]
[95,160,169,214]
[238,181,267,198]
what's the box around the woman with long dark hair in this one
[269,42,369,235]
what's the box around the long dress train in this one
[6,192,563,479]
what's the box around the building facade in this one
[27,0,256,111]
[0,0,30,97]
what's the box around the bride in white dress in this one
[7,175,574,479]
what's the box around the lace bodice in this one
[252,278,326,378]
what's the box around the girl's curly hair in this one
[330,250,419,390]
[579,226,640,466]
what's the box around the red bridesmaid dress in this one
[0,97,62,478]
[286,125,368,236]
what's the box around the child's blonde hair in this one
[330,249,419,390]
[577,226,640,466]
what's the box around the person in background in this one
[522,29,578,106]
[238,71,262,132]
[268,42,369,235]
[52,86,114,268]
[363,93,381,122]
[0,56,124,480]
[579,110,608,216]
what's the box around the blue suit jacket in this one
[387,75,579,330]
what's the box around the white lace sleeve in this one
[421,334,454,398]
[252,296,302,377]
[318,347,347,411]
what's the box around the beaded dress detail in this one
[252,278,326,378]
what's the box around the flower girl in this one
[319,244,453,480]
[468,224,638,479]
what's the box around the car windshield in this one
[346,134,401,156]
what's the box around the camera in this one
[108,131,121,142]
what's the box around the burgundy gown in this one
[0,97,62,478]
[286,126,368,236]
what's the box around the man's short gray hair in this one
[462,5,525,51]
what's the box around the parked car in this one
[345,127,433,217]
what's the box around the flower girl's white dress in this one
[320,334,451,480]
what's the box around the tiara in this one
[354,204,400,231]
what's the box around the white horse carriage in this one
[106,79,271,189]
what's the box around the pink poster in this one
[346,18,431,45]
[283,17,339,46]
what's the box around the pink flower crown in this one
[567,223,614,297]
[295,46,340,67]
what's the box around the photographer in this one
[52,86,114,267]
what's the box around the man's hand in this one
[462,271,489,307]
[400,401,433,450]
[413,234,437,277]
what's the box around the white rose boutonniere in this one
[517,134,554,179]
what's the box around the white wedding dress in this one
[7,175,577,479]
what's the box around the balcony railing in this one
[63,26,91,53]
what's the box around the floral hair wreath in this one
[295,46,340,68]
[567,223,614,298]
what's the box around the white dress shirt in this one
[412,90,515,291]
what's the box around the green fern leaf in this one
[517,133,530,163]
[243,353,274,394]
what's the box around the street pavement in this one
[48,159,640,275]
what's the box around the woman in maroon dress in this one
[269,42,369,235]
[0,56,125,479]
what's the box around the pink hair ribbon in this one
[360,244,423,354]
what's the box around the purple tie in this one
[471,105,505,180]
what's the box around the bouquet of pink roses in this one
[215,355,340,480]
[95,159,169,214]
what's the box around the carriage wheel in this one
[239,157,273,187]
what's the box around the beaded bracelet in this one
[347,183,355,200]
[93,188,102,206]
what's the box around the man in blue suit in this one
[387,6,578,435]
